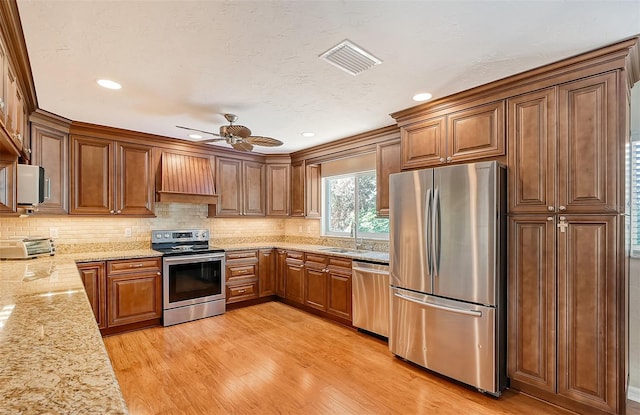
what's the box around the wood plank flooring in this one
[103,302,636,415]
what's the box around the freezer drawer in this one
[352,261,389,337]
[389,287,500,395]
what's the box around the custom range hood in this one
[156,151,218,204]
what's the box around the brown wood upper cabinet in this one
[400,100,505,169]
[266,163,290,216]
[0,159,16,213]
[290,160,305,216]
[376,139,401,216]
[215,157,265,217]
[30,115,69,214]
[508,73,619,214]
[70,135,155,216]
[290,160,321,218]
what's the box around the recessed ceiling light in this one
[413,92,432,102]
[301,132,315,137]
[97,79,122,90]
[188,134,203,139]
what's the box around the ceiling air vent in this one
[319,39,382,76]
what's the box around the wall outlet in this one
[49,228,59,238]
[124,228,132,237]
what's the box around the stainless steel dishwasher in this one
[352,261,390,338]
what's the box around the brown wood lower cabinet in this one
[275,249,287,297]
[77,257,162,335]
[225,250,259,304]
[258,248,276,297]
[326,257,352,320]
[304,254,328,311]
[508,215,621,415]
[77,261,107,330]
[284,251,305,304]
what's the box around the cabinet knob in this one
[116,209,122,214]
[157,272,161,276]
[547,217,554,221]
[439,157,445,163]
[558,205,566,211]
[547,206,555,212]
[559,216,566,221]
[109,210,115,214]
[446,156,452,162]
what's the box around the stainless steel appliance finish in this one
[388,161,507,396]
[152,229,226,326]
[352,261,389,337]
[0,237,55,259]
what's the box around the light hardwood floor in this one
[104,302,636,415]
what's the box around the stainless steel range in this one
[152,229,225,326]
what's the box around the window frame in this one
[322,170,389,240]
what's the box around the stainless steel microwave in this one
[17,164,45,206]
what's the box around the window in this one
[631,139,640,256]
[323,170,389,239]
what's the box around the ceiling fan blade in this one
[176,125,219,136]
[231,141,254,152]
[199,137,227,143]
[225,124,252,138]
[244,136,283,147]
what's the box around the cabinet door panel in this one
[70,136,113,214]
[400,116,445,169]
[507,89,556,213]
[327,271,351,320]
[448,101,505,163]
[266,164,290,216]
[376,140,401,216]
[305,164,321,218]
[507,216,556,392]
[77,262,107,329]
[285,261,304,304]
[116,142,154,215]
[32,124,68,214]
[558,73,618,213]
[0,159,16,213]
[107,273,162,327]
[304,267,327,311]
[290,160,305,216]
[276,249,287,297]
[557,215,618,412]
[216,157,242,216]
[243,160,265,216]
[258,249,276,297]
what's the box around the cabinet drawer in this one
[226,282,258,303]
[329,257,352,270]
[286,250,304,261]
[305,253,328,266]
[227,264,257,282]
[226,250,258,261]
[107,257,161,275]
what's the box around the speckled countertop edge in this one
[215,243,389,264]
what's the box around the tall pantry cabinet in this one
[507,70,631,413]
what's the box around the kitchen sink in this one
[317,247,364,254]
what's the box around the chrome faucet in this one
[351,221,363,250]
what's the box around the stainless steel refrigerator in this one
[388,160,507,396]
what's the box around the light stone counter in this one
[214,242,389,264]
[0,249,159,414]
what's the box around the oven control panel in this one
[152,229,209,243]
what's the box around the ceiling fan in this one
[177,114,283,152]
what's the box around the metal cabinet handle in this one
[547,217,554,221]
[44,177,51,200]
[547,206,555,212]
[439,157,445,163]
[558,205,566,211]
[131,263,144,268]
[238,289,246,294]
[109,210,114,214]
[446,156,452,162]
[156,272,161,276]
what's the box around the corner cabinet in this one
[399,100,505,170]
[77,261,107,330]
[215,157,265,217]
[70,135,155,216]
[376,139,401,216]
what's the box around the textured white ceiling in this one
[16,0,640,154]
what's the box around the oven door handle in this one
[163,253,225,265]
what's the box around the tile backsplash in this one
[0,203,387,252]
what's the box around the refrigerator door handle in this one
[433,188,441,276]
[393,292,483,317]
[426,188,432,275]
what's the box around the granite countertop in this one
[0,249,158,415]
[215,242,390,264]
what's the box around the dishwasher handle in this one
[393,292,482,317]
[352,266,389,276]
